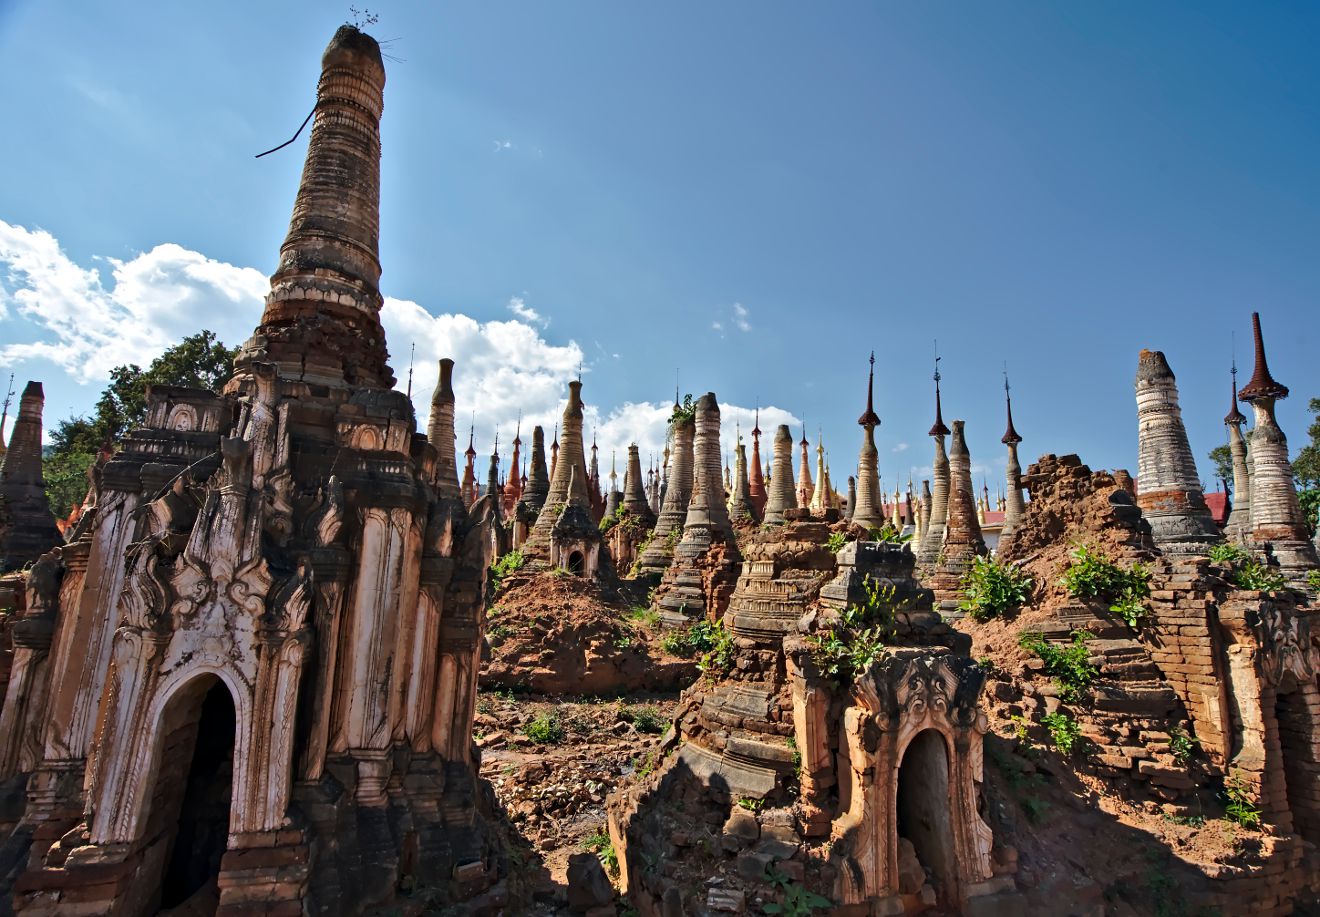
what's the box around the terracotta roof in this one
[1204,490,1229,526]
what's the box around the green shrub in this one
[1308,570,1320,594]
[697,621,736,676]
[868,524,911,544]
[1169,725,1198,766]
[1208,543,1249,567]
[626,605,660,628]
[1209,543,1287,593]
[1223,771,1261,829]
[619,704,666,734]
[1232,559,1286,593]
[1018,629,1097,703]
[661,619,721,658]
[522,713,565,744]
[807,575,899,686]
[1041,711,1083,754]
[764,866,832,916]
[959,555,1034,621]
[669,394,696,425]
[1059,546,1150,627]
[826,532,848,554]
[582,827,618,875]
[488,549,525,591]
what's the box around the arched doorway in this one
[896,729,956,902]
[148,676,236,915]
[567,551,585,575]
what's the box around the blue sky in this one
[1,1,1317,492]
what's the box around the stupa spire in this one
[1224,358,1251,541]
[0,382,62,572]
[1001,370,1027,540]
[427,359,462,502]
[241,26,393,388]
[853,352,884,529]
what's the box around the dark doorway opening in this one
[567,551,585,575]
[160,679,236,911]
[896,729,956,901]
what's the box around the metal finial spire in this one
[405,342,415,399]
[928,340,950,437]
[0,373,13,441]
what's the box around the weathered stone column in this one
[748,411,767,519]
[1134,349,1221,554]
[845,476,856,520]
[851,355,884,529]
[808,441,829,514]
[796,428,815,509]
[527,380,592,550]
[0,382,62,573]
[239,26,392,388]
[930,420,988,615]
[427,359,462,502]
[622,444,656,526]
[729,440,754,523]
[918,480,932,545]
[1000,377,1026,542]
[763,425,798,525]
[518,426,550,517]
[636,407,695,574]
[1224,368,1252,543]
[917,378,951,566]
[1237,313,1319,583]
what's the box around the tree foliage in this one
[1294,397,1320,534]
[48,331,236,459]
[1207,444,1233,490]
[42,331,236,517]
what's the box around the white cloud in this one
[0,220,266,382]
[0,222,797,484]
[891,442,909,453]
[507,294,547,326]
[711,320,724,334]
[492,139,513,152]
[732,302,751,332]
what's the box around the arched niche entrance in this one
[147,675,237,915]
[896,728,956,902]
[567,551,585,575]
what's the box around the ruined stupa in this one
[1134,349,1221,554]
[1000,374,1027,545]
[762,424,797,525]
[634,401,695,576]
[1223,363,1252,542]
[4,27,503,916]
[1236,313,1319,585]
[917,367,951,565]
[0,383,62,573]
[928,420,988,615]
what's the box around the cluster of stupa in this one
[0,19,1316,917]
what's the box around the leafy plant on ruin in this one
[697,621,736,677]
[787,736,802,777]
[1222,771,1261,829]
[826,532,849,554]
[618,704,666,734]
[737,796,765,812]
[1168,725,1199,767]
[669,394,697,426]
[1232,559,1286,593]
[1059,545,1150,628]
[1308,570,1320,596]
[959,555,1034,621]
[1209,543,1287,592]
[764,866,832,915]
[1018,629,1097,703]
[633,750,658,778]
[868,524,911,545]
[663,619,720,658]
[582,826,618,875]
[488,549,525,592]
[807,576,899,687]
[522,712,566,745]
[1041,711,1083,755]
[626,604,660,629]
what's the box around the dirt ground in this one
[474,690,677,914]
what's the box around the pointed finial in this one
[1001,365,1022,444]
[1238,312,1289,402]
[1224,353,1246,426]
[406,341,416,398]
[857,349,880,427]
[928,341,950,437]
